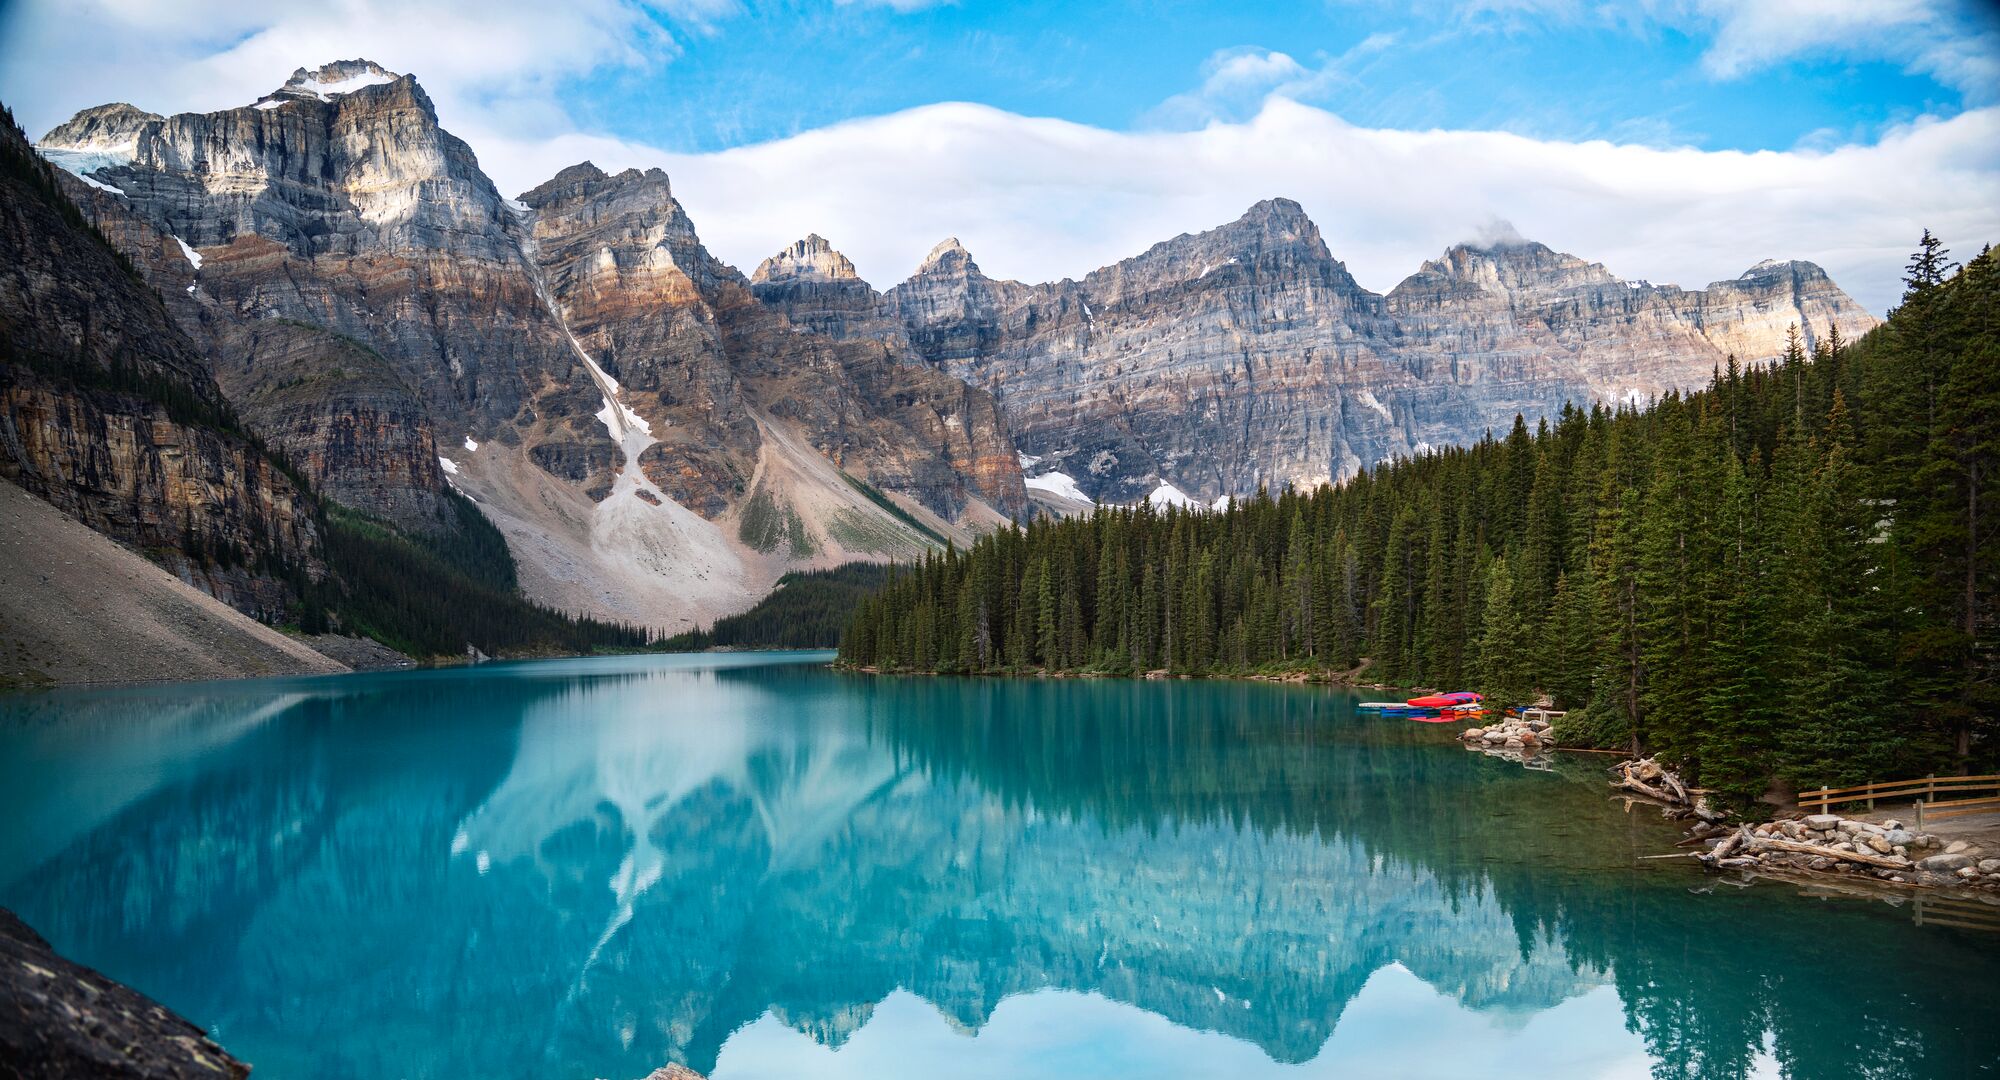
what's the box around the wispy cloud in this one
[1147,36,1397,128]
[1691,0,2000,102]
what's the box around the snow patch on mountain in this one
[1024,470,1088,503]
[36,144,136,177]
[77,173,124,195]
[173,236,202,270]
[1147,482,1202,509]
[1355,389,1394,424]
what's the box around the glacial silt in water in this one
[0,653,1993,1079]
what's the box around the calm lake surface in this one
[1,652,1995,1079]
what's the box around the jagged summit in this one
[257,59,402,108]
[752,234,860,284]
[38,103,161,148]
[520,162,673,207]
[918,237,978,275]
[1238,197,1311,225]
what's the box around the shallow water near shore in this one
[1,652,1994,1079]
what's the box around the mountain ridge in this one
[27,58,1879,621]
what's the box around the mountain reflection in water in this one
[0,653,1993,1080]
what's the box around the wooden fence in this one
[1798,773,2000,827]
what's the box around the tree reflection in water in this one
[0,655,1993,1080]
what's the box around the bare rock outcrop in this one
[885,203,1880,504]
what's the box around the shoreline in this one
[844,663,2000,903]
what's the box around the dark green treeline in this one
[840,238,1998,802]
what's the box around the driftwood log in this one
[1750,836,1911,871]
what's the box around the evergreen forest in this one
[839,236,1998,802]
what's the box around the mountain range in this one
[8,59,1879,638]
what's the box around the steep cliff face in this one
[886,200,1417,502]
[750,234,882,341]
[888,203,1881,503]
[0,116,323,618]
[1381,239,1877,424]
[36,61,581,534]
[521,166,1027,532]
[34,65,1026,631]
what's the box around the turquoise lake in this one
[1,652,1995,1079]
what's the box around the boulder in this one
[1917,853,1974,872]
[1885,829,1915,846]
[1804,814,1841,831]
[1944,840,1973,855]
[1979,859,2000,874]
[1864,835,1893,855]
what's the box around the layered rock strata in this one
[884,202,1881,503]
[0,115,323,618]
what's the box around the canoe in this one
[1408,692,1482,707]
[1357,702,1410,709]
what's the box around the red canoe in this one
[1408,691,1483,707]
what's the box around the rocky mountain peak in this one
[263,59,402,105]
[918,237,980,276]
[38,103,161,150]
[752,234,860,285]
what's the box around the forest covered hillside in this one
[840,235,1998,804]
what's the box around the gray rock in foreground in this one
[0,907,249,1078]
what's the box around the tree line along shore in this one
[837,235,1998,809]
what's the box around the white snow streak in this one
[1024,470,1088,503]
[1147,482,1202,510]
[1355,388,1394,424]
[437,456,459,475]
[172,236,202,270]
[77,174,125,196]
[463,436,480,452]
[290,72,395,100]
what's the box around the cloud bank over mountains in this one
[2,0,1996,311]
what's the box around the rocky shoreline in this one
[1455,726,2000,898]
[1698,815,1999,891]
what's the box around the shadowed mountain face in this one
[881,201,1881,504]
[2,657,1993,1080]
[0,111,324,619]
[32,64,1026,630]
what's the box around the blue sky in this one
[2,1,1997,311]
[574,1,1976,155]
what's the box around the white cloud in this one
[0,0,730,145]
[1690,0,2000,101]
[1148,38,1395,128]
[523,97,1996,316]
[3,0,1994,316]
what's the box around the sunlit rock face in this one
[750,234,882,341]
[36,62,574,534]
[885,204,1880,504]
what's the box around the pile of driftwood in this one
[1691,815,2000,889]
[1609,757,1727,825]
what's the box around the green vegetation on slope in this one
[304,494,648,657]
[664,562,893,650]
[841,236,1999,804]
